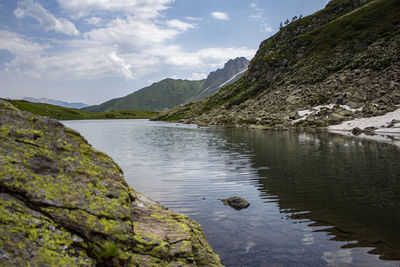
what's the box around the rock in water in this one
[0,100,222,266]
[219,196,250,210]
[351,127,363,136]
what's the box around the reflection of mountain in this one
[217,129,400,260]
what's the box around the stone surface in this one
[0,100,222,266]
[219,196,250,210]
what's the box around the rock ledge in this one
[0,100,222,266]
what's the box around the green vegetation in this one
[302,0,400,52]
[5,99,158,120]
[83,78,204,112]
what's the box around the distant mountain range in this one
[23,97,88,109]
[83,57,250,112]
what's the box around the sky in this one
[0,0,328,105]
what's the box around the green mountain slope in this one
[157,0,400,129]
[5,99,157,120]
[83,79,204,112]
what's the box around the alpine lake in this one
[63,119,400,267]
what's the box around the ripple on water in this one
[63,120,400,267]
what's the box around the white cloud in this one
[188,72,207,80]
[108,51,133,79]
[211,12,229,21]
[186,16,202,21]
[14,0,79,36]
[166,19,195,31]
[158,46,255,68]
[85,16,103,26]
[84,16,181,51]
[262,24,273,34]
[0,30,47,56]
[250,3,274,35]
[2,0,255,84]
[58,0,174,19]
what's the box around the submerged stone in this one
[219,196,250,210]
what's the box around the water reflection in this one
[63,120,400,266]
[216,129,400,261]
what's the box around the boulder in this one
[351,127,363,136]
[0,100,221,267]
[219,196,250,210]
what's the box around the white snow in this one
[218,68,248,88]
[328,108,400,132]
[290,103,400,147]
[328,108,400,147]
[200,86,211,93]
[292,104,363,124]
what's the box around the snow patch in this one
[219,68,248,88]
[328,108,400,147]
[328,108,400,132]
[292,104,363,124]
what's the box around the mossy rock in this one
[0,100,222,266]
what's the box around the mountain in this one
[157,0,400,130]
[23,97,88,109]
[83,57,249,112]
[83,79,204,112]
[188,57,249,102]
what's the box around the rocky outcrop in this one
[156,0,400,131]
[188,57,250,103]
[0,100,221,266]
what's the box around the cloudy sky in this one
[0,0,327,105]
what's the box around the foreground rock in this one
[0,100,221,266]
[219,196,250,210]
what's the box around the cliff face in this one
[187,57,250,102]
[0,100,221,266]
[157,0,400,129]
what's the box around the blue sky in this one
[0,0,327,105]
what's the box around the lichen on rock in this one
[0,100,222,266]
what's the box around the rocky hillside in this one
[0,100,221,266]
[157,0,400,130]
[187,57,250,103]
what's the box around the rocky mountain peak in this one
[202,57,249,89]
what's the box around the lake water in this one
[63,119,400,267]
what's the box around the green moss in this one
[0,197,94,266]
[101,241,120,259]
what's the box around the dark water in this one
[63,119,400,267]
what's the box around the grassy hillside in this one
[5,99,158,120]
[83,79,204,112]
[157,0,400,128]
